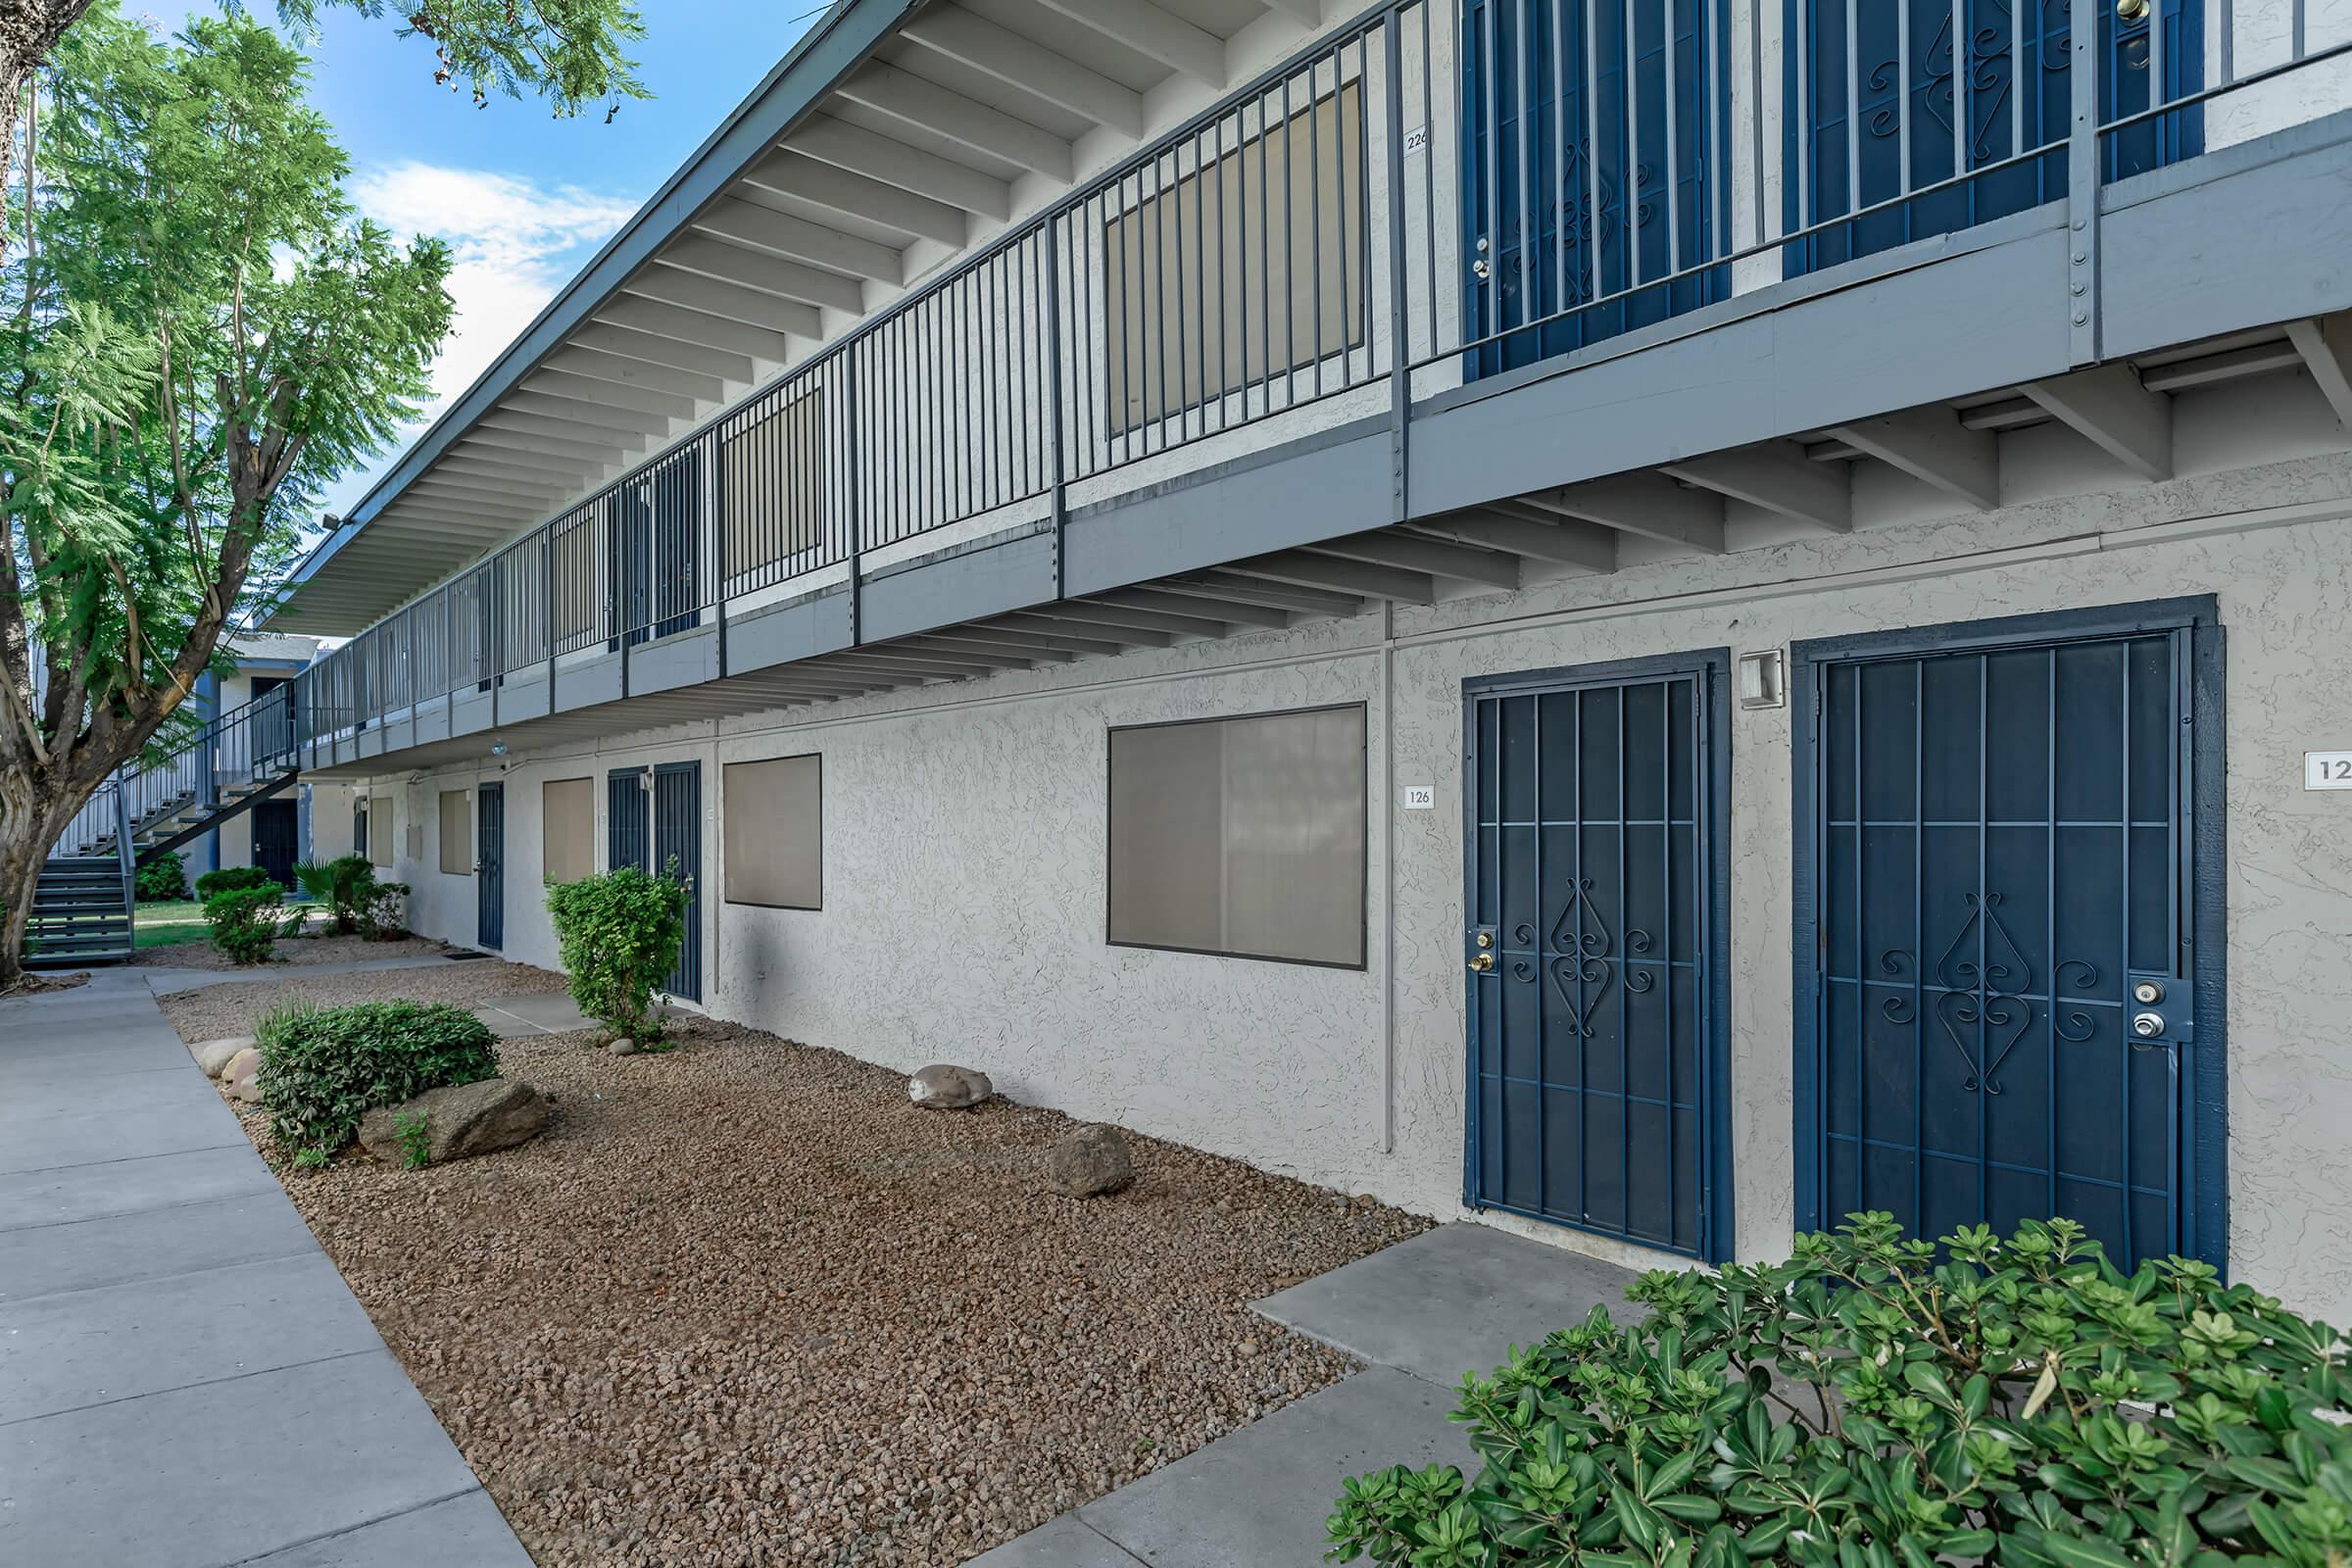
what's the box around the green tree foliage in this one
[545,862,687,1042]
[256,999,499,1157]
[1328,1213,2352,1567]
[293,851,377,934]
[0,4,456,984]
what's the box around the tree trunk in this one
[0,766,62,991]
[3,4,91,267]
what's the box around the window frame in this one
[1102,701,1370,971]
[437,789,473,877]
[541,775,596,887]
[721,753,824,911]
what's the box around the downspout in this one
[1380,600,1397,1155]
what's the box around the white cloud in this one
[317,162,639,514]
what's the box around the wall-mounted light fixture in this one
[489,738,509,758]
[1736,649,1788,710]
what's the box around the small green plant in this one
[134,850,187,902]
[545,862,689,1043]
[194,864,274,901]
[202,884,301,964]
[289,1146,331,1171]
[257,1000,499,1159]
[359,879,411,939]
[392,1109,431,1170]
[1327,1213,2352,1568]
[293,854,380,935]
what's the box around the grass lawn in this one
[133,900,211,951]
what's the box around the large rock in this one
[191,1035,255,1078]
[1047,1123,1135,1198]
[358,1078,549,1166]
[220,1047,265,1104]
[907,1063,991,1110]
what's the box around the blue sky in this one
[134,1,829,516]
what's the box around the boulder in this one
[1047,1123,1135,1198]
[220,1047,265,1104]
[191,1035,255,1078]
[608,1037,641,1056]
[907,1063,991,1109]
[358,1078,549,1166]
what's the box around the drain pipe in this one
[1379,599,1397,1156]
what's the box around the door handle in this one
[1467,953,1494,973]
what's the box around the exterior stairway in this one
[27,855,135,966]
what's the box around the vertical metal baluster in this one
[1514,0,1536,344]
[1533,692,1547,1225]
[1954,0,1970,185]
[1616,686,1630,1237]
[2012,0,2025,168]
[1352,37,1370,386]
[1623,0,1642,291]
[1174,138,1193,436]
[1854,664,1866,1214]
[1898,0,1914,194]
[1666,0,1683,281]
[2046,647,2059,1221]
[1154,150,1172,446]
[1216,112,1232,425]
[1194,131,1210,427]
[1553,0,1570,325]
[1311,52,1329,400]
[1796,0,1813,233]
[1284,70,1299,404]
[2151,0,2168,147]
[1845,0,1862,229]
[1914,659,1927,1235]
[2218,0,2232,85]
[1114,181,1131,459]
[1586,0,1602,313]
[2292,0,2305,64]
[1975,654,1990,1226]
[1259,95,1274,409]
[1661,680,1675,1248]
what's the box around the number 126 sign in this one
[2307,752,2352,790]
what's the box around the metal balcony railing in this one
[277,0,2345,758]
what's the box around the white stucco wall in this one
[352,428,2352,1316]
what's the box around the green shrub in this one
[1327,1213,2352,1568]
[545,862,688,1042]
[202,884,299,964]
[194,864,273,901]
[257,1000,499,1157]
[359,879,410,939]
[135,850,188,902]
[293,854,379,935]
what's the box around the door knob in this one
[1467,953,1494,972]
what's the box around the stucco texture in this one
[360,467,2352,1317]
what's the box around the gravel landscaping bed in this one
[159,960,567,1041]
[227,1012,1430,1566]
[139,928,457,971]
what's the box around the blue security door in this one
[1461,0,1729,377]
[1465,654,1733,1260]
[476,783,505,951]
[1797,604,2222,1270]
[605,762,702,1003]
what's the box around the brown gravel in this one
[227,1013,1430,1566]
[139,929,458,971]
[159,960,568,1042]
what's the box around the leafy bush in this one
[359,879,410,939]
[294,854,379,935]
[202,884,299,964]
[1328,1213,2352,1568]
[545,862,688,1042]
[135,850,187,902]
[256,1000,499,1157]
[194,864,273,901]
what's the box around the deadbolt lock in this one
[1476,931,1493,950]
[2132,978,2166,1006]
[2117,0,2150,18]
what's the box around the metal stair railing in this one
[47,684,306,862]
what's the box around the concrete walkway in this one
[0,968,532,1567]
[969,1223,1640,1567]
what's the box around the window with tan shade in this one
[543,777,595,885]
[722,755,822,909]
[438,790,472,876]
[1107,705,1367,967]
[721,388,827,586]
[368,797,393,868]
[1102,79,1366,434]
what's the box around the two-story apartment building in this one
[231,0,2352,1310]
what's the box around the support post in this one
[2068,0,2101,365]
[1044,221,1069,600]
